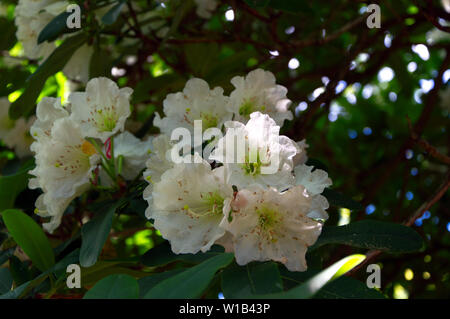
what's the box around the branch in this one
[407,116,450,166]
[347,171,450,276]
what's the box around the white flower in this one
[220,185,328,271]
[29,117,100,232]
[0,98,34,158]
[194,0,218,19]
[15,0,58,60]
[294,164,332,196]
[229,69,293,126]
[293,139,308,166]
[15,0,94,83]
[149,154,233,254]
[30,97,69,150]
[69,77,133,142]
[210,112,297,190]
[6,117,35,158]
[153,78,231,135]
[143,134,175,217]
[111,131,153,181]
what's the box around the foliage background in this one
[0,0,449,299]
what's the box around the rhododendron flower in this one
[108,131,153,181]
[69,77,133,142]
[29,118,100,232]
[143,134,175,217]
[294,164,332,196]
[0,98,34,158]
[229,69,293,126]
[210,112,298,190]
[149,154,233,254]
[30,97,69,150]
[153,78,232,135]
[15,0,94,82]
[220,185,328,271]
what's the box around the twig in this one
[407,116,450,165]
[347,171,450,276]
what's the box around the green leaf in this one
[0,281,31,299]
[80,202,118,267]
[9,255,31,286]
[0,248,15,266]
[83,274,139,299]
[254,254,365,298]
[0,268,13,294]
[0,159,34,211]
[314,276,385,299]
[101,1,126,25]
[138,269,185,298]
[0,17,17,50]
[37,11,76,44]
[9,33,87,119]
[221,262,283,298]
[311,220,424,253]
[89,46,113,78]
[1,209,55,272]
[141,241,224,267]
[322,188,363,210]
[143,253,234,299]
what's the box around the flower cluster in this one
[21,69,331,271]
[28,77,152,232]
[144,69,332,271]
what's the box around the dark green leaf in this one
[143,253,234,299]
[140,241,224,267]
[9,255,31,286]
[80,202,118,267]
[322,188,363,210]
[254,254,365,298]
[89,47,113,78]
[314,276,385,299]
[0,17,16,50]
[37,11,76,44]
[138,269,185,298]
[83,274,139,299]
[0,267,13,294]
[221,262,283,298]
[311,220,424,253]
[0,159,34,211]
[101,1,126,25]
[1,209,55,272]
[9,33,87,119]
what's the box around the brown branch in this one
[347,171,450,277]
[407,116,450,165]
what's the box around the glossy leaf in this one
[83,274,139,299]
[9,33,87,119]
[1,209,55,272]
[221,262,283,298]
[143,253,234,299]
[254,254,365,298]
[311,220,424,253]
[80,202,118,267]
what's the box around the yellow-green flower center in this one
[242,150,262,176]
[239,99,266,118]
[256,206,281,242]
[200,112,218,129]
